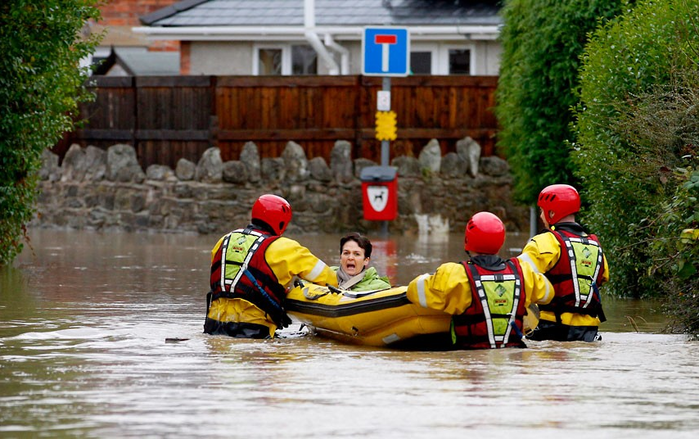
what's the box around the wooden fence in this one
[55,75,499,169]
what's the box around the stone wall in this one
[34,138,529,236]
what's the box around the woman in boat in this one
[333,232,391,291]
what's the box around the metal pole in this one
[529,206,537,238]
[381,76,391,234]
[381,77,391,167]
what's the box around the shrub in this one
[657,164,699,336]
[0,0,102,264]
[573,0,699,299]
[495,0,626,205]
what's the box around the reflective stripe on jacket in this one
[452,258,527,349]
[207,226,339,335]
[519,223,609,327]
[541,227,606,323]
[209,227,287,326]
[407,256,553,349]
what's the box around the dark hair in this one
[251,218,276,235]
[340,232,373,258]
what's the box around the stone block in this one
[176,159,196,181]
[331,140,353,184]
[195,147,223,183]
[418,139,442,174]
[107,144,145,183]
[240,141,261,182]
[222,161,249,184]
[282,141,309,182]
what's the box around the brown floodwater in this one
[1,229,697,438]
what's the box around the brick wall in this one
[100,0,176,26]
[180,42,191,74]
[97,0,179,51]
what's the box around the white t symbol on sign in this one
[374,34,397,72]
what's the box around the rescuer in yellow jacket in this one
[205,194,338,339]
[518,184,610,342]
[406,212,554,349]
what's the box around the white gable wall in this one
[474,40,502,76]
[184,39,500,76]
[189,41,252,75]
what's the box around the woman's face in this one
[340,240,369,276]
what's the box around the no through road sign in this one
[362,27,410,77]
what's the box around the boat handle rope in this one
[291,278,334,301]
[303,288,330,300]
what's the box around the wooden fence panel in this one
[55,75,499,168]
[216,76,361,161]
[135,76,214,169]
[54,76,136,158]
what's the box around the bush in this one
[495,0,625,205]
[614,69,699,334]
[0,1,101,264]
[657,164,699,336]
[573,0,699,300]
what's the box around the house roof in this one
[118,48,180,75]
[94,47,180,76]
[140,0,502,28]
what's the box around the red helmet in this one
[537,184,580,225]
[464,212,506,255]
[252,194,292,235]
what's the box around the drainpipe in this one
[324,34,349,75]
[305,0,339,75]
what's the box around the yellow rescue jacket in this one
[207,231,338,337]
[518,225,610,327]
[406,257,553,320]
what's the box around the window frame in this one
[253,43,318,76]
[410,43,438,75]
[253,43,291,75]
[437,43,475,75]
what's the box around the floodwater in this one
[1,229,697,438]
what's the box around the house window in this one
[419,44,474,75]
[291,45,317,75]
[258,48,283,75]
[448,49,471,75]
[254,44,317,75]
[410,51,432,74]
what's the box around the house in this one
[133,0,503,76]
[58,0,503,171]
[88,0,181,75]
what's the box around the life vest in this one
[452,258,527,349]
[539,225,607,323]
[208,226,288,327]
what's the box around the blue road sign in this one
[362,27,410,77]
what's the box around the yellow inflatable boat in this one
[284,282,453,349]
